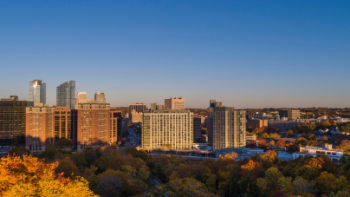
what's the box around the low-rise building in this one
[246,119,268,129]
[246,134,257,141]
[129,109,143,123]
[292,144,343,163]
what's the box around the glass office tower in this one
[56,81,76,109]
[29,80,46,104]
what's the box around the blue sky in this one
[1,1,349,108]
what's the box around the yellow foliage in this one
[0,155,98,197]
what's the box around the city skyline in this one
[1,1,350,108]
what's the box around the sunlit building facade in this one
[142,110,193,150]
[212,107,246,153]
[76,92,110,152]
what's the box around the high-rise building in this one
[150,103,165,111]
[129,103,147,113]
[142,110,193,150]
[53,107,72,142]
[0,96,33,150]
[209,100,222,108]
[25,105,54,152]
[129,109,143,123]
[279,109,301,120]
[151,103,157,111]
[110,108,122,145]
[157,105,164,110]
[29,80,46,104]
[56,81,76,109]
[193,117,202,142]
[164,97,185,110]
[212,107,246,153]
[76,93,110,152]
[25,106,72,152]
[95,93,106,103]
[76,92,87,107]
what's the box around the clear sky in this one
[1,1,349,109]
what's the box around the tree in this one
[94,175,124,197]
[296,137,307,147]
[9,147,30,156]
[287,130,294,137]
[55,157,79,178]
[292,176,315,196]
[276,139,286,148]
[330,189,350,197]
[270,133,281,138]
[270,140,275,146]
[323,136,328,142]
[256,178,267,193]
[308,134,315,140]
[265,167,279,184]
[277,176,293,196]
[247,140,257,148]
[56,139,73,148]
[0,155,97,197]
[152,177,218,197]
[341,140,350,150]
[260,133,270,139]
[315,171,337,194]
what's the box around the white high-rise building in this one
[142,110,193,150]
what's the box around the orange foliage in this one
[307,157,325,169]
[0,155,96,197]
[241,159,263,172]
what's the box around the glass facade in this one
[56,81,75,109]
[29,80,46,104]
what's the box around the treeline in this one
[8,144,350,197]
[147,150,350,197]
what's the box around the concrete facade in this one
[129,109,143,123]
[212,107,246,153]
[164,97,185,110]
[142,110,193,150]
[246,119,268,129]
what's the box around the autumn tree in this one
[0,155,97,197]
[287,130,294,137]
[296,137,307,147]
[340,140,350,150]
[276,139,286,148]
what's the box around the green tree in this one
[292,176,315,196]
[55,157,79,178]
[277,176,293,196]
[316,171,336,194]
[330,189,350,197]
[265,167,279,185]
[260,133,270,139]
[296,137,307,147]
[152,177,217,197]
[256,178,267,194]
